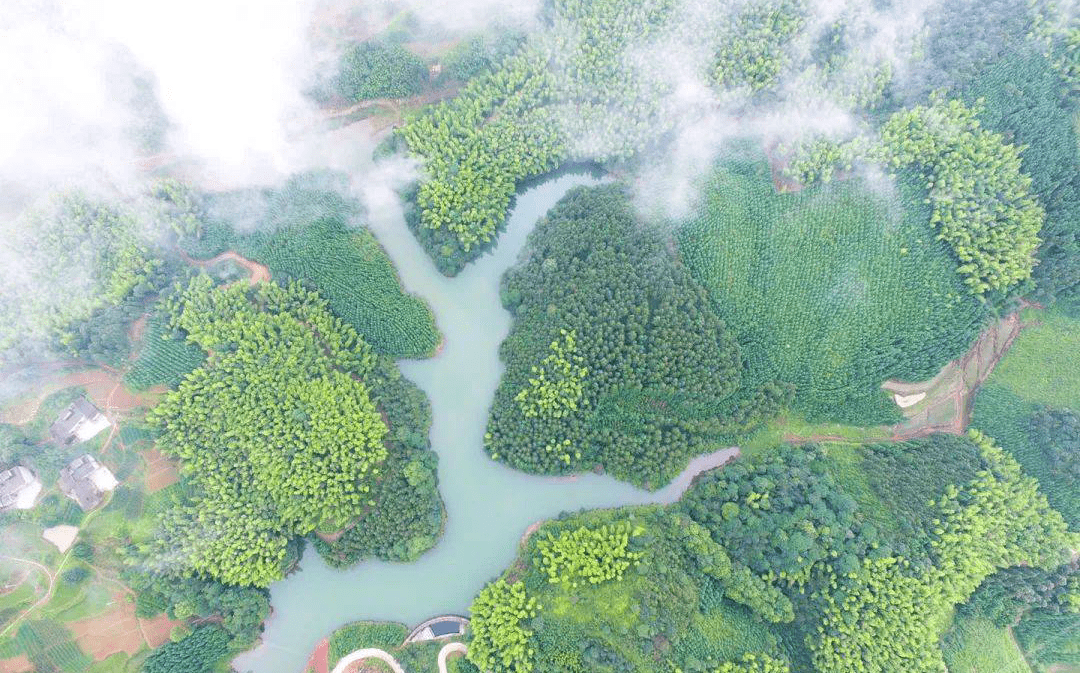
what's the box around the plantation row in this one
[185,174,441,359]
[679,151,990,423]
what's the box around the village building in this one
[58,454,118,511]
[50,397,110,445]
[0,465,42,511]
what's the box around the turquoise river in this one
[232,174,737,673]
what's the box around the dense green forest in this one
[459,432,1076,673]
[485,185,788,488]
[133,277,443,586]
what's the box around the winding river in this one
[233,174,737,673]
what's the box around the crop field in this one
[677,153,991,424]
[14,620,91,673]
[941,614,1031,673]
[124,312,205,391]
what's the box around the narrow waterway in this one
[233,174,736,673]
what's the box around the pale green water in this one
[233,174,734,673]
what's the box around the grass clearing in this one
[673,599,782,665]
[942,614,1031,673]
[327,621,409,668]
[983,308,1080,409]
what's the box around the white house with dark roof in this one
[50,397,110,445]
[0,466,42,511]
[58,454,118,511]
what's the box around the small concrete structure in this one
[405,615,469,643]
[42,524,79,552]
[50,397,110,445]
[0,466,42,511]
[58,454,118,511]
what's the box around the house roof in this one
[429,621,462,637]
[49,397,106,443]
[0,466,41,510]
[58,454,116,511]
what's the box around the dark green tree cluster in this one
[681,444,876,584]
[958,559,1079,630]
[1029,407,1080,480]
[336,42,428,101]
[140,276,441,586]
[486,185,778,488]
[141,625,230,673]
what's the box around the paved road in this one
[328,641,469,673]
[329,648,405,673]
[438,642,467,673]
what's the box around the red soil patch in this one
[306,637,329,673]
[128,314,149,345]
[0,367,162,427]
[69,595,183,660]
[140,448,180,493]
[0,655,33,673]
[69,594,147,660]
[141,613,183,649]
[179,250,270,285]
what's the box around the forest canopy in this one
[485,184,788,488]
[139,276,442,586]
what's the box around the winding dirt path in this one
[179,250,270,285]
[0,555,57,639]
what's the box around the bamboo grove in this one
[140,276,443,586]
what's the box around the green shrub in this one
[328,622,408,667]
[336,42,427,101]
